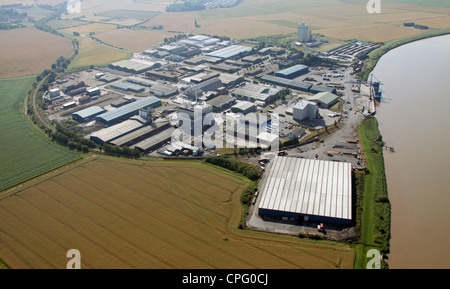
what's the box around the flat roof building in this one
[258,157,352,226]
[293,100,318,121]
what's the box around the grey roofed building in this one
[260,74,312,92]
[309,92,339,108]
[95,96,161,125]
[149,84,178,97]
[310,84,337,94]
[184,78,223,99]
[108,60,157,74]
[231,101,257,114]
[72,106,106,122]
[110,121,171,147]
[231,83,281,104]
[132,127,175,152]
[206,45,253,59]
[206,94,235,112]
[89,116,149,144]
[258,157,353,225]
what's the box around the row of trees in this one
[204,156,262,181]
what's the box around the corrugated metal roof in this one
[258,157,352,220]
[96,97,161,124]
[72,106,105,119]
[276,64,309,77]
[206,45,252,59]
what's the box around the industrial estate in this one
[1,0,448,271]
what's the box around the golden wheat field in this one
[0,28,73,78]
[0,157,354,269]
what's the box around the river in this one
[371,34,450,269]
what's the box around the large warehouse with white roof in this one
[258,157,353,226]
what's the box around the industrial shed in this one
[276,64,309,79]
[72,106,106,122]
[89,116,149,144]
[95,96,161,125]
[258,157,353,226]
[309,92,339,109]
[206,45,252,59]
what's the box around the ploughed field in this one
[0,157,354,269]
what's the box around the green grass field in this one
[0,77,81,192]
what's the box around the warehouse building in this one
[95,96,161,125]
[206,45,253,59]
[276,64,309,79]
[258,157,353,226]
[231,101,257,115]
[109,60,158,74]
[110,81,145,93]
[90,115,150,145]
[309,92,339,109]
[149,84,178,97]
[293,100,318,121]
[184,78,223,100]
[310,84,337,94]
[231,83,281,105]
[72,106,106,122]
[260,75,312,92]
[110,121,172,147]
[206,94,235,112]
[132,127,176,152]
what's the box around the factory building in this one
[72,106,106,122]
[275,64,309,79]
[258,157,353,226]
[293,100,318,121]
[95,96,161,125]
[298,22,312,43]
[309,92,339,109]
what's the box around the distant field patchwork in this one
[0,157,354,269]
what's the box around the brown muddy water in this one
[372,34,450,268]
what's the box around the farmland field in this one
[68,36,132,69]
[0,77,81,192]
[0,157,354,269]
[0,28,73,79]
[94,29,175,52]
